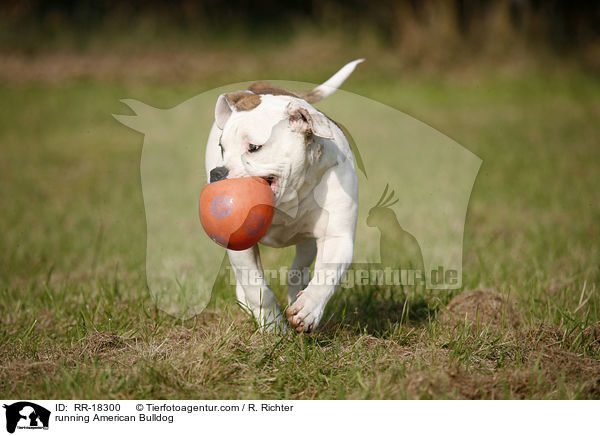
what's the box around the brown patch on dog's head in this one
[248,82,300,98]
[297,88,324,104]
[224,91,262,111]
[247,81,325,104]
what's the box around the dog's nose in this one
[210,166,229,183]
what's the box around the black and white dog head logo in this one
[3,402,50,434]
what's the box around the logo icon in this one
[210,195,233,218]
[243,213,265,236]
[3,402,50,434]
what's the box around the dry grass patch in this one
[439,289,521,330]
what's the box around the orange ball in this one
[199,177,275,251]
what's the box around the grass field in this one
[1,64,599,399]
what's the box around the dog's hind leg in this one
[228,245,284,330]
[287,238,317,305]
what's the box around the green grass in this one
[1,69,599,399]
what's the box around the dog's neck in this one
[273,135,339,222]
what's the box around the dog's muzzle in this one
[210,166,229,183]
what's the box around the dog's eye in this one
[248,143,262,153]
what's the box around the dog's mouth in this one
[261,175,278,195]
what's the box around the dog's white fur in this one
[205,60,363,332]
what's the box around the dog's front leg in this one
[228,246,283,330]
[287,238,317,305]
[286,234,354,332]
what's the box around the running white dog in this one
[205,59,363,332]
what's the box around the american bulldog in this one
[205,59,363,332]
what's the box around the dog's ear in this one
[215,94,233,129]
[215,91,262,129]
[287,104,333,140]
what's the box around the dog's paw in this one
[285,292,325,333]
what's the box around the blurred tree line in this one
[1,0,598,53]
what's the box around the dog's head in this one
[210,86,334,203]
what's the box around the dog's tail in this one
[297,59,364,103]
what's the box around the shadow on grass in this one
[201,256,458,340]
[320,285,440,338]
